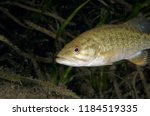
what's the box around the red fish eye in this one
[74,48,79,52]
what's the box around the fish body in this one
[56,18,150,67]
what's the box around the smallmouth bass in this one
[56,18,150,67]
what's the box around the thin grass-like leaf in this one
[56,0,90,39]
[61,66,72,84]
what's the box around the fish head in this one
[56,33,103,67]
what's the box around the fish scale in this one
[97,26,149,52]
[56,18,150,67]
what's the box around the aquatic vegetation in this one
[0,0,150,98]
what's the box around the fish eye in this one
[74,47,79,52]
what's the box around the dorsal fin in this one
[124,18,150,34]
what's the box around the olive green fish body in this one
[56,18,150,67]
[87,25,150,61]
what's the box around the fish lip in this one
[56,56,78,66]
[56,55,73,62]
[56,56,67,61]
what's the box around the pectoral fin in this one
[128,51,149,66]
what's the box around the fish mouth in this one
[56,55,82,66]
[56,56,68,62]
[55,55,73,63]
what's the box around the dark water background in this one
[0,0,150,98]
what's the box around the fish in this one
[56,18,150,67]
